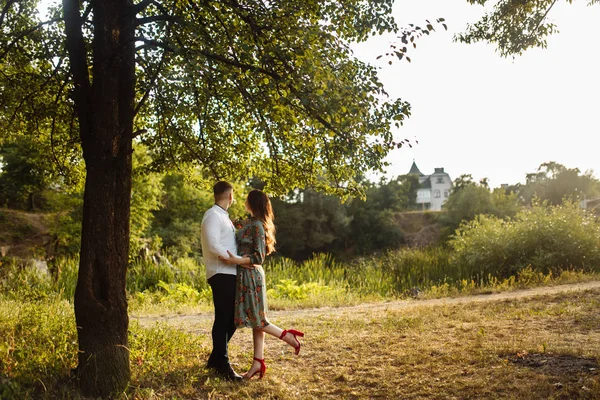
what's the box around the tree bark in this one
[63,0,136,396]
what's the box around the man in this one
[201,181,242,381]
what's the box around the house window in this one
[444,190,449,198]
[434,190,441,198]
[436,177,444,184]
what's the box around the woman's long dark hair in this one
[246,189,276,255]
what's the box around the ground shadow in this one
[501,352,599,399]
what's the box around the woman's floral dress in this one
[234,217,270,328]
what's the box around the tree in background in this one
[342,175,419,254]
[517,162,600,205]
[272,189,351,260]
[0,136,51,210]
[271,175,419,259]
[129,144,164,258]
[440,174,519,238]
[1,1,409,394]
[150,174,248,258]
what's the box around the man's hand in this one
[218,251,258,269]
[218,250,241,264]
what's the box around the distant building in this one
[408,161,453,211]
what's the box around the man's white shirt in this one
[201,204,238,279]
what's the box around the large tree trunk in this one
[65,0,136,396]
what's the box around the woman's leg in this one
[245,328,266,377]
[253,328,265,360]
[262,323,300,348]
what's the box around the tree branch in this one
[8,58,65,127]
[530,0,558,38]
[133,0,169,15]
[231,79,282,176]
[0,0,18,30]
[62,0,92,141]
[134,36,176,52]
[132,129,147,138]
[0,17,63,62]
[136,15,178,26]
[134,48,168,116]
[222,0,272,39]
[198,49,342,146]
[49,75,73,179]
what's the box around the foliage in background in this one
[439,174,520,238]
[0,136,51,211]
[513,162,600,206]
[3,199,600,312]
[149,175,248,258]
[129,144,164,258]
[449,201,600,281]
[272,189,351,260]
[273,175,419,259]
[3,158,600,263]
[345,174,419,254]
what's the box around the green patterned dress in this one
[233,217,270,328]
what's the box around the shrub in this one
[449,201,600,282]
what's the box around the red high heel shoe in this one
[280,329,304,355]
[244,357,266,379]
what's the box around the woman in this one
[219,189,304,379]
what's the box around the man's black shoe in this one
[209,363,243,382]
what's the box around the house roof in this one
[408,161,424,176]
[420,176,431,189]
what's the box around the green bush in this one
[449,201,600,281]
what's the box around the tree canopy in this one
[512,161,600,205]
[1,0,411,197]
[458,0,599,57]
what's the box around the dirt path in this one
[132,280,600,332]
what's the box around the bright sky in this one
[353,0,600,188]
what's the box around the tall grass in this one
[264,250,452,298]
[2,202,599,308]
[0,296,77,399]
[127,256,209,294]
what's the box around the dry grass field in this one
[130,283,600,399]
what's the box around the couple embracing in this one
[200,181,304,381]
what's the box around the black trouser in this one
[207,273,237,368]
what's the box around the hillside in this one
[0,209,55,259]
[393,210,442,247]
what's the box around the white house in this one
[408,161,453,211]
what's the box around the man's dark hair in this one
[213,181,233,197]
